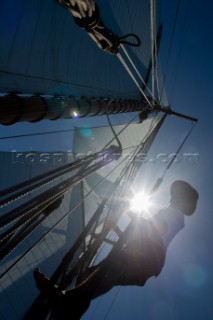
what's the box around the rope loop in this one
[119,33,141,47]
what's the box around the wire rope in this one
[117,53,153,109]
[160,0,181,101]
[0,70,136,98]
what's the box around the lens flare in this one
[70,108,79,118]
[130,192,151,213]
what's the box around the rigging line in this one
[106,100,122,151]
[104,287,121,320]
[0,156,109,227]
[0,147,135,279]
[150,0,155,103]
[47,166,138,286]
[0,70,136,98]
[0,155,93,209]
[0,116,139,208]
[0,115,158,242]
[25,0,44,76]
[22,124,160,310]
[60,168,131,286]
[169,0,191,102]
[0,143,139,249]
[117,53,154,109]
[160,0,181,101]
[154,36,161,104]
[0,114,138,207]
[153,2,162,104]
[120,44,154,99]
[6,0,27,69]
[60,116,164,287]
[59,149,144,288]
[60,177,127,288]
[150,121,196,195]
[0,121,140,140]
[0,213,47,261]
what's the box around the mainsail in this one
[0,1,196,319]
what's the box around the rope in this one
[0,112,139,210]
[0,146,138,279]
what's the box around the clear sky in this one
[81,1,213,319]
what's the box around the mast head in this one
[170,180,199,216]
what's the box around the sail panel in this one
[0,0,162,99]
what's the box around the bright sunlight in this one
[130,191,151,214]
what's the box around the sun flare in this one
[130,192,151,214]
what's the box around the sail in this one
[0,0,162,99]
[0,1,167,319]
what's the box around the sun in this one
[130,191,151,214]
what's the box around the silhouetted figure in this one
[34,180,198,319]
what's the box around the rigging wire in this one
[103,287,121,320]
[106,100,122,152]
[0,151,134,278]
[150,121,197,195]
[0,70,136,99]
[153,2,162,104]
[150,0,155,103]
[0,114,163,278]
[0,113,140,208]
[117,53,153,109]
[0,120,140,141]
[120,44,154,100]
[160,0,181,101]
[0,141,143,275]
[58,121,160,289]
[169,0,191,103]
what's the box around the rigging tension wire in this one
[0,145,139,278]
[150,121,197,195]
[150,0,155,103]
[0,113,139,209]
[160,0,181,101]
[56,0,152,103]
[120,44,154,100]
[117,53,154,109]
